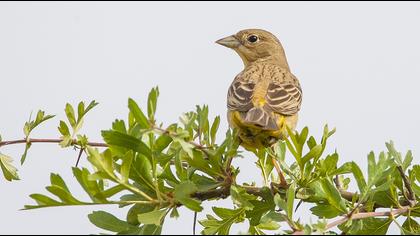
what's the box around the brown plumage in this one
[217,29,302,150]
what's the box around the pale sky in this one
[1,2,420,234]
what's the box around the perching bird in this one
[216,29,302,151]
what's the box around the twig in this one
[292,206,411,235]
[0,138,107,148]
[326,206,410,230]
[193,212,198,235]
[397,166,416,206]
[75,148,85,167]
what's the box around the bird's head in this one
[216,29,289,69]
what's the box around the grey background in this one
[1,2,420,234]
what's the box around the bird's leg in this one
[271,156,288,188]
[267,145,288,188]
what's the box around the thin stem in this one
[0,138,107,148]
[193,212,198,235]
[75,148,85,167]
[326,206,410,230]
[397,166,416,206]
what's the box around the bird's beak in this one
[216,35,241,49]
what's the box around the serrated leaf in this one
[72,167,106,202]
[25,194,63,209]
[0,153,19,181]
[46,185,84,204]
[200,207,246,235]
[50,173,70,192]
[230,185,255,210]
[310,178,347,214]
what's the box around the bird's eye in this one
[247,35,259,43]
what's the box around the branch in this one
[325,206,410,230]
[397,166,416,206]
[0,138,108,148]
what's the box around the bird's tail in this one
[244,107,278,130]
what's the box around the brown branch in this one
[325,206,410,230]
[0,138,108,148]
[397,166,416,206]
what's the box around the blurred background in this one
[1,2,419,234]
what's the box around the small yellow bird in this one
[216,29,302,151]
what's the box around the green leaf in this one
[230,185,255,210]
[102,130,151,157]
[310,204,342,219]
[20,142,32,164]
[402,217,420,234]
[72,167,106,203]
[210,116,220,145]
[310,178,347,214]
[286,183,296,220]
[200,207,246,235]
[147,87,159,122]
[58,121,70,136]
[403,150,413,171]
[46,186,84,204]
[65,103,76,128]
[0,153,19,181]
[301,144,322,164]
[130,153,155,191]
[351,162,367,194]
[120,152,133,183]
[341,217,392,235]
[174,181,203,212]
[25,194,63,209]
[247,188,275,226]
[128,98,150,129]
[88,211,134,232]
[137,209,167,226]
[50,173,70,192]
[77,100,98,123]
[139,225,162,235]
[126,202,155,225]
[86,148,116,180]
[154,134,172,153]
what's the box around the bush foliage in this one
[1,87,420,235]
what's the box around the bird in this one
[216,29,302,150]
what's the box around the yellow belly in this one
[228,110,298,150]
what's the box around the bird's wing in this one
[227,77,255,111]
[265,79,302,116]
